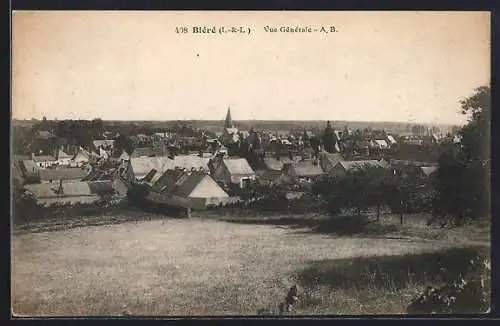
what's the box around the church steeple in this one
[224,107,233,129]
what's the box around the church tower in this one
[224,107,233,129]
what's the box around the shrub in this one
[407,254,491,314]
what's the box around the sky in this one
[12,11,490,125]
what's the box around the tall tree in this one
[433,86,490,225]
[323,121,338,153]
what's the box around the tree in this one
[314,166,390,217]
[115,134,134,155]
[323,121,338,153]
[13,188,39,223]
[364,166,395,221]
[433,86,490,225]
[302,130,310,147]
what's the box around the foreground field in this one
[12,216,490,316]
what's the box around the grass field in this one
[11,214,490,316]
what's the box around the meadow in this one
[11,213,490,316]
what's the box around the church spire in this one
[224,107,233,129]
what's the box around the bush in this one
[126,183,150,206]
[327,199,342,215]
[407,253,491,314]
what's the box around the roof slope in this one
[172,172,228,198]
[93,139,115,148]
[320,153,343,169]
[24,182,95,198]
[32,155,56,162]
[338,160,390,170]
[224,158,255,175]
[420,166,438,177]
[39,168,89,181]
[130,147,155,158]
[152,169,185,192]
[56,150,72,160]
[292,160,324,177]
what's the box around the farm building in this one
[39,167,90,184]
[148,170,235,210]
[210,157,256,188]
[23,181,101,206]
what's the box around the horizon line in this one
[12,118,462,126]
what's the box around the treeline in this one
[12,117,213,155]
[314,86,491,226]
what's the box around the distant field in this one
[11,215,489,316]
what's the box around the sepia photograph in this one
[11,10,491,317]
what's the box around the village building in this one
[130,155,211,183]
[130,147,156,158]
[210,157,256,188]
[99,147,110,160]
[330,160,391,179]
[372,139,390,150]
[23,181,102,206]
[55,149,73,166]
[32,154,57,169]
[118,150,130,162]
[256,169,293,187]
[39,167,90,184]
[260,156,302,171]
[386,135,398,147]
[318,153,344,174]
[93,139,115,150]
[282,160,325,183]
[390,159,439,182]
[147,170,233,210]
[70,147,91,167]
[82,161,134,198]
